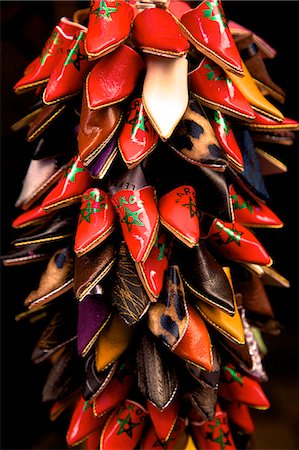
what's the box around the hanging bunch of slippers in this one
[3,0,298,449]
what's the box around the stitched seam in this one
[196,305,245,344]
[77,258,116,300]
[118,138,157,167]
[14,233,73,246]
[252,106,283,122]
[83,114,123,165]
[75,224,115,256]
[160,216,197,247]
[21,165,67,209]
[86,72,129,110]
[42,89,80,106]
[191,93,255,120]
[2,253,48,264]
[15,77,49,92]
[183,278,234,316]
[28,279,74,309]
[27,105,66,141]
[85,35,128,59]
[138,46,187,58]
[90,147,118,179]
[254,78,285,99]
[174,16,243,73]
[135,262,159,300]
[81,312,113,357]
[43,195,82,210]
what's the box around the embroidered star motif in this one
[182,196,198,218]
[212,221,243,246]
[214,110,230,136]
[91,0,119,22]
[40,31,62,65]
[64,162,85,183]
[203,0,227,33]
[206,419,232,450]
[231,194,253,214]
[117,413,140,438]
[127,100,149,136]
[223,365,244,385]
[121,206,144,231]
[83,400,92,411]
[64,33,87,71]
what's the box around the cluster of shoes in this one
[3,0,298,449]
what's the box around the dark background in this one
[1,2,298,449]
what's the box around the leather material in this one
[1,242,53,267]
[224,401,254,435]
[12,204,54,229]
[219,363,270,409]
[85,0,134,59]
[174,241,236,315]
[86,44,144,109]
[111,243,151,325]
[174,305,213,371]
[132,8,189,58]
[89,136,119,179]
[194,267,245,344]
[74,188,116,255]
[168,1,191,20]
[118,96,158,168]
[227,136,270,202]
[142,55,188,140]
[159,185,200,247]
[12,215,75,247]
[232,267,275,318]
[74,238,118,301]
[178,0,243,74]
[191,404,236,450]
[168,98,227,171]
[136,232,171,301]
[145,145,233,222]
[32,310,77,364]
[136,332,178,410]
[83,353,117,401]
[78,87,122,166]
[15,157,67,210]
[208,218,272,266]
[77,289,112,356]
[93,361,133,417]
[42,343,82,403]
[41,155,93,211]
[230,184,283,228]
[225,60,284,122]
[111,185,159,263]
[186,379,218,422]
[257,149,288,176]
[66,395,110,447]
[190,58,255,121]
[100,400,147,450]
[26,103,66,142]
[148,265,188,350]
[44,29,95,105]
[246,111,299,131]
[147,398,179,442]
[209,110,244,172]
[24,246,74,310]
[14,18,84,93]
[85,430,102,450]
[95,313,134,371]
[141,418,187,450]
[235,33,285,104]
[49,390,80,422]
[186,348,220,389]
